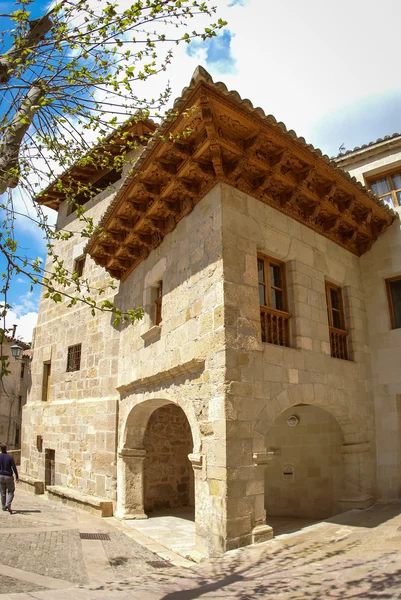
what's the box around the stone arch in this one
[121,395,201,454]
[250,386,375,530]
[252,385,370,454]
[116,396,201,521]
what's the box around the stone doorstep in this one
[46,485,113,517]
[18,473,45,495]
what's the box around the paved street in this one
[0,490,401,599]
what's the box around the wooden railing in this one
[329,326,349,360]
[260,307,291,347]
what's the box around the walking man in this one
[0,444,19,513]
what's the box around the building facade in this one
[335,137,401,501]
[0,333,31,449]
[21,68,400,558]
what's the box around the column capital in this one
[341,442,370,455]
[118,448,146,460]
[253,450,279,466]
[188,453,203,469]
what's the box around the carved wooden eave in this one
[86,67,396,281]
[36,119,157,211]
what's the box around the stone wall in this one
[116,184,228,557]
[359,212,401,499]
[220,183,376,548]
[143,404,194,511]
[339,149,401,501]
[21,152,141,498]
[265,405,344,519]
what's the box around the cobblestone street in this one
[1,490,401,599]
[0,489,186,596]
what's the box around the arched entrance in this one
[143,404,194,512]
[265,404,344,520]
[116,398,199,521]
[250,392,375,542]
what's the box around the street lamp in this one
[10,343,23,360]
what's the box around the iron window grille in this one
[67,344,82,372]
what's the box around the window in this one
[73,256,85,278]
[325,282,348,360]
[257,253,290,346]
[18,395,22,412]
[66,344,81,372]
[386,276,401,329]
[368,170,401,208]
[20,362,25,379]
[155,281,163,326]
[42,362,51,401]
[15,426,20,447]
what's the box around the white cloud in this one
[1,292,38,342]
[2,306,37,343]
[7,310,37,343]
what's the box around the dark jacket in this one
[0,453,18,478]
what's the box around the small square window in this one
[386,276,401,329]
[74,256,85,278]
[67,344,81,372]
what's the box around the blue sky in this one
[2,0,401,340]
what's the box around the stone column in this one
[115,448,147,519]
[251,451,274,544]
[339,441,374,511]
[188,452,209,559]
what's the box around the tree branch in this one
[0,12,54,85]
[0,82,44,193]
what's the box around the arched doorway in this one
[143,404,194,512]
[265,404,344,520]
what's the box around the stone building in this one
[21,67,401,558]
[0,331,31,449]
[335,136,401,501]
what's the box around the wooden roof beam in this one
[200,95,225,178]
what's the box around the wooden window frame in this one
[66,344,82,372]
[42,362,51,402]
[257,253,291,347]
[325,281,349,360]
[386,275,401,330]
[73,256,85,278]
[20,361,25,379]
[366,167,401,208]
[154,280,163,326]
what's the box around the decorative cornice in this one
[83,67,396,279]
[37,119,157,211]
[117,358,205,394]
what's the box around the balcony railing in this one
[260,306,291,347]
[329,326,349,360]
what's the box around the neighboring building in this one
[21,67,400,558]
[0,331,31,448]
